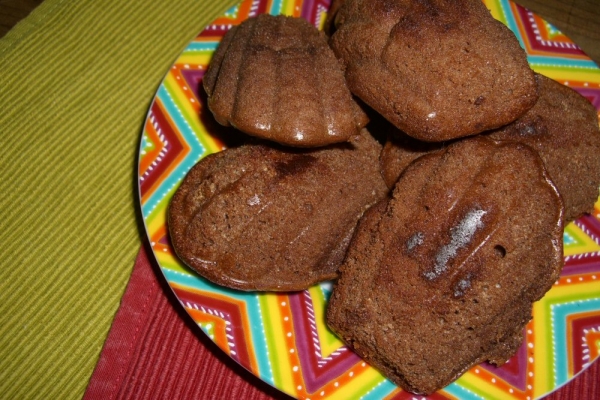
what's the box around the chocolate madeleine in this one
[329,0,538,141]
[168,130,388,291]
[327,137,563,394]
[203,14,368,147]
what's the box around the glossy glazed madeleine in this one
[327,137,564,394]
[329,0,538,142]
[203,14,368,147]
[168,130,388,291]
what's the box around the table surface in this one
[4,0,600,65]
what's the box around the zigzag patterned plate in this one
[138,0,600,398]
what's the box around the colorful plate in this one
[138,0,600,398]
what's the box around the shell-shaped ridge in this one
[204,14,367,147]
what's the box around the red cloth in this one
[85,243,599,400]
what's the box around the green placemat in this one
[0,0,236,398]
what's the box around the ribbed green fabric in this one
[0,1,236,398]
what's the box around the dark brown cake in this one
[327,137,564,394]
[488,74,600,221]
[168,130,388,291]
[376,118,447,189]
[329,0,538,141]
[379,123,445,189]
[203,14,368,148]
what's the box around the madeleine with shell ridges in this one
[168,130,388,292]
[327,137,564,394]
[329,0,538,142]
[203,14,368,148]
